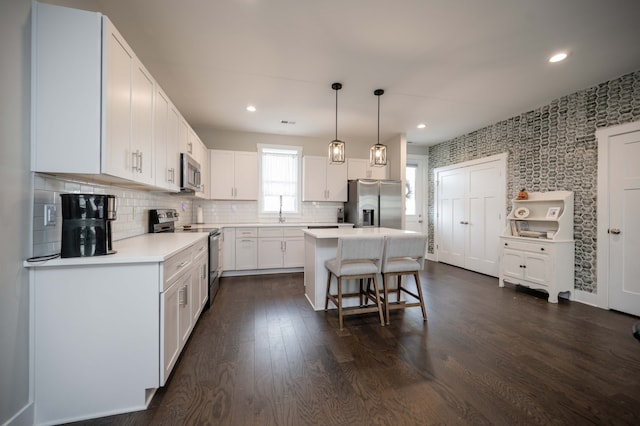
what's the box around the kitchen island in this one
[302,227,417,310]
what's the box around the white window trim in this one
[257,143,303,220]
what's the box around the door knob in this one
[608,228,621,235]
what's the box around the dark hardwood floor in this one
[71,262,640,425]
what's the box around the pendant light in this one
[328,82,345,164]
[370,89,387,167]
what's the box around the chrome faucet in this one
[278,195,285,223]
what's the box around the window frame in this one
[257,143,303,219]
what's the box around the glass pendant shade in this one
[328,82,346,164]
[329,139,345,163]
[370,143,387,166]
[370,88,387,167]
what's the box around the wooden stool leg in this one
[324,271,332,311]
[414,272,427,320]
[372,274,385,327]
[359,278,364,306]
[337,277,344,331]
[383,273,391,325]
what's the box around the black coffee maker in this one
[60,194,117,258]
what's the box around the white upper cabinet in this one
[210,150,258,200]
[347,158,388,180]
[101,18,155,185]
[154,89,180,191]
[179,117,191,155]
[193,137,210,199]
[302,156,347,202]
[31,2,191,192]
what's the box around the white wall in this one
[195,127,382,160]
[0,0,33,423]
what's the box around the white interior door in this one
[465,163,503,276]
[608,129,640,316]
[435,154,506,277]
[436,167,466,268]
[405,155,427,234]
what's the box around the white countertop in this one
[303,227,419,239]
[184,222,353,229]
[24,233,208,268]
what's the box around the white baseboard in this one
[3,401,33,426]
[572,289,609,310]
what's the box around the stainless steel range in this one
[149,209,221,309]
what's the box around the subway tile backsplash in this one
[32,174,194,257]
[33,174,344,256]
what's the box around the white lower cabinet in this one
[258,227,305,269]
[160,237,207,385]
[30,263,160,425]
[235,227,258,270]
[222,228,236,271]
[191,239,209,322]
[499,237,574,303]
[160,278,180,385]
[283,236,305,267]
[258,238,285,269]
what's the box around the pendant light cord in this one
[374,88,384,145]
[335,88,338,140]
[377,94,380,144]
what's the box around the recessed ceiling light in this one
[246,105,256,112]
[417,123,427,129]
[549,52,568,63]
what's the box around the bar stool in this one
[324,235,385,330]
[380,234,428,324]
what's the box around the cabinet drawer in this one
[163,247,193,289]
[283,227,304,237]
[236,227,258,238]
[192,238,208,261]
[258,227,283,238]
[502,239,552,254]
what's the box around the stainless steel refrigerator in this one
[345,179,403,228]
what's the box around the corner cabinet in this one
[499,191,575,303]
[302,156,348,202]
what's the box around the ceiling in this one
[85,0,640,146]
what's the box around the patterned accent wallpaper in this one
[427,70,640,293]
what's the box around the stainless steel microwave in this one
[180,153,202,193]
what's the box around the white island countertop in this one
[24,232,208,268]
[303,227,417,239]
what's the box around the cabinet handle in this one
[177,261,189,269]
[540,248,545,251]
[609,228,621,235]
[188,142,192,154]
[179,286,188,306]
[504,243,508,246]
[202,264,207,279]
[131,151,138,172]
[138,152,143,173]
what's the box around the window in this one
[258,145,302,214]
[405,164,417,215]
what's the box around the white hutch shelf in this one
[499,191,575,303]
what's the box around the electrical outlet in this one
[44,204,57,226]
